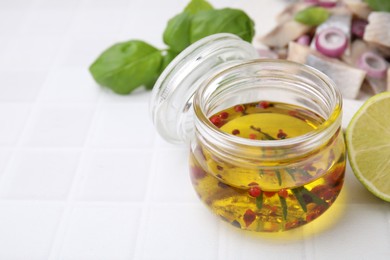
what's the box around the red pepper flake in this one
[232,129,240,135]
[278,189,288,198]
[216,165,223,171]
[210,116,221,126]
[234,105,244,112]
[259,101,270,109]
[263,191,276,197]
[285,220,301,230]
[306,212,317,222]
[248,186,262,197]
[277,129,287,139]
[219,112,229,119]
[306,205,327,222]
[243,209,257,227]
[249,133,257,139]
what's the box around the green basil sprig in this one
[295,6,330,26]
[190,8,255,44]
[89,40,163,94]
[184,0,213,14]
[364,0,390,12]
[89,0,255,95]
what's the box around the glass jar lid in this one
[150,33,257,144]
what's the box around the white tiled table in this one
[0,0,389,259]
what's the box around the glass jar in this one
[150,33,345,232]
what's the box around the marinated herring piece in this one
[342,40,388,94]
[306,54,366,99]
[288,41,365,99]
[364,12,390,50]
[341,39,370,66]
[259,20,311,48]
[343,0,371,19]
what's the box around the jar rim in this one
[193,59,343,152]
[149,33,257,144]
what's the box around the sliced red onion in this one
[315,27,348,58]
[351,19,368,38]
[256,49,278,59]
[318,0,338,8]
[296,35,311,46]
[304,0,319,3]
[358,51,388,79]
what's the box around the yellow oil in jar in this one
[189,101,345,232]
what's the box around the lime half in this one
[346,92,390,202]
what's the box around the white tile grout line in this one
[132,132,160,260]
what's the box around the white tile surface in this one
[22,104,94,147]
[139,204,219,260]
[0,149,11,176]
[89,103,155,148]
[0,204,63,260]
[0,0,34,10]
[0,103,32,145]
[150,148,197,203]
[75,150,151,201]
[0,10,26,35]
[0,70,48,102]
[69,10,127,35]
[55,34,119,69]
[39,68,99,103]
[219,226,306,260]
[34,0,81,11]
[0,150,80,200]
[311,204,390,259]
[59,205,141,260]
[0,34,63,70]
[19,10,74,34]
[0,0,389,259]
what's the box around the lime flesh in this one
[346,92,390,202]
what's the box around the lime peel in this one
[346,91,390,202]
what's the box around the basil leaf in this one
[89,40,163,94]
[184,0,213,15]
[144,49,178,90]
[163,12,192,53]
[190,8,255,43]
[161,49,178,71]
[364,0,390,12]
[295,7,330,26]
